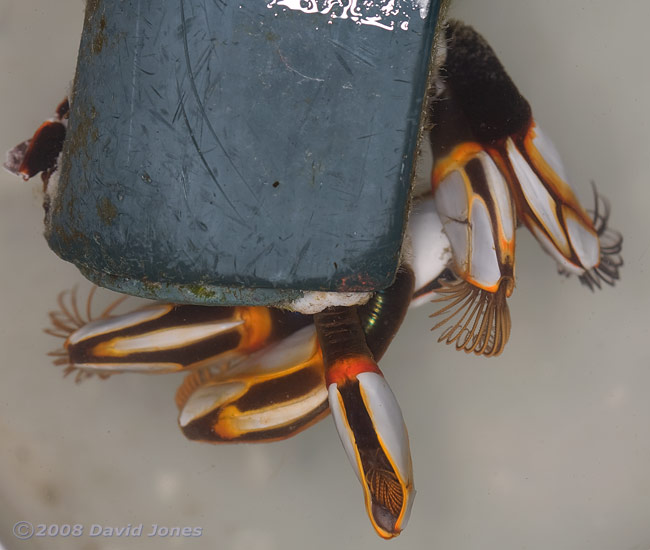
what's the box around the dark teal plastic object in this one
[47,0,442,305]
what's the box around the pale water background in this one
[1,1,649,549]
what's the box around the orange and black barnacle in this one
[175,324,328,443]
[503,123,602,275]
[429,130,515,355]
[313,269,415,539]
[427,22,525,356]
[69,305,247,373]
[431,142,516,294]
[441,20,621,286]
[48,288,311,380]
[428,20,622,356]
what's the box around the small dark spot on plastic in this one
[333,262,338,269]
[272,181,280,188]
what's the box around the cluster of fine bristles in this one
[362,448,405,517]
[577,184,623,291]
[429,280,511,357]
[44,287,128,382]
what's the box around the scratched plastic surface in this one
[47,0,441,305]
